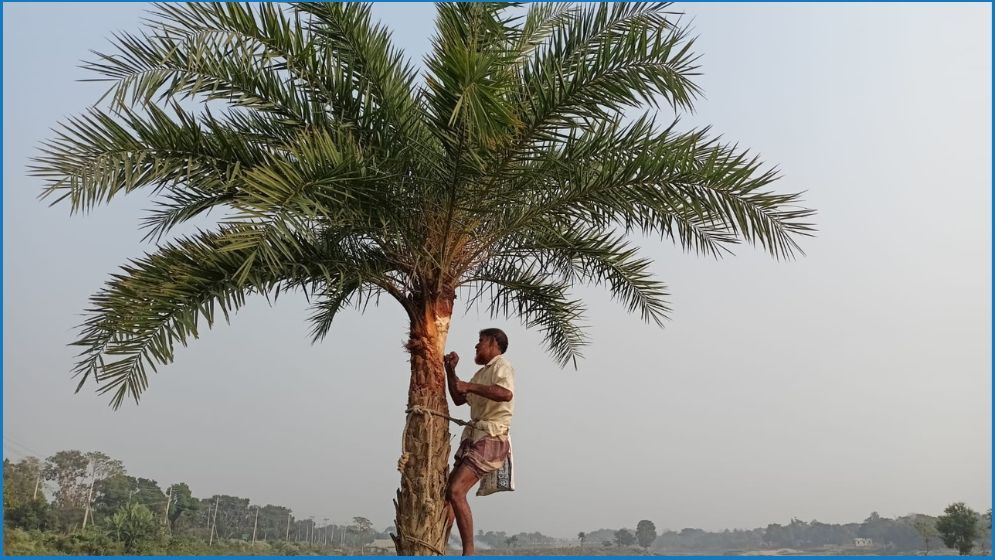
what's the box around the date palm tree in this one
[31,2,814,554]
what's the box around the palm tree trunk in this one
[393,295,455,555]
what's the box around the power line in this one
[3,446,40,464]
[2,437,46,460]
[3,434,47,456]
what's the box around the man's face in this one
[474,335,498,365]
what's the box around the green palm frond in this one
[294,2,439,163]
[91,3,440,171]
[32,103,257,214]
[481,114,813,261]
[32,102,389,243]
[140,184,234,243]
[75,224,404,408]
[88,3,321,122]
[501,3,695,159]
[511,3,576,62]
[497,224,672,326]
[307,280,364,344]
[73,227,285,409]
[466,264,588,368]
[423,3,524,154]
[305,241,406,342]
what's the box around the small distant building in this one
[853,537,873,547]
[364,539,396,555]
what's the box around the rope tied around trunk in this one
[398,405,473,472]
[398,533,446,556]
[405,404,476,428]
[395,405,475,555]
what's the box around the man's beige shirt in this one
[461,354,515,443]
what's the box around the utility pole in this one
[81,460,96,530]
[251,506,260,544]
[161,487,172,527]
[209,496,220,546]
[286,512,292,542]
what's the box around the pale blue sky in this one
[3,2,991,537]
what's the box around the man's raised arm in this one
[459,382,513,403]
[444,352,467,406]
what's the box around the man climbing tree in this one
[443,329,514,555]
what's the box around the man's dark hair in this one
[479,328,509,353]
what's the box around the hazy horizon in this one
[3,2,991,538]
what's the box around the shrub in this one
[106,503,162,553]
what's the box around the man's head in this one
[474,328,508,365]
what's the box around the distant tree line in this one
[5,450,990,556]
[3,450,386,555]
[478,509,990,556]
[573,508,990,556]
[760,508,991,555]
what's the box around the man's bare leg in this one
[445,464,480,555]
[443,461,459,550]
[443,501,455,551]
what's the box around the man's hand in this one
[444,351,460,373]
[445,352,467,405]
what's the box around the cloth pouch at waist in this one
[477,437,515,497]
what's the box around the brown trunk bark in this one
[392,295,455,555]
